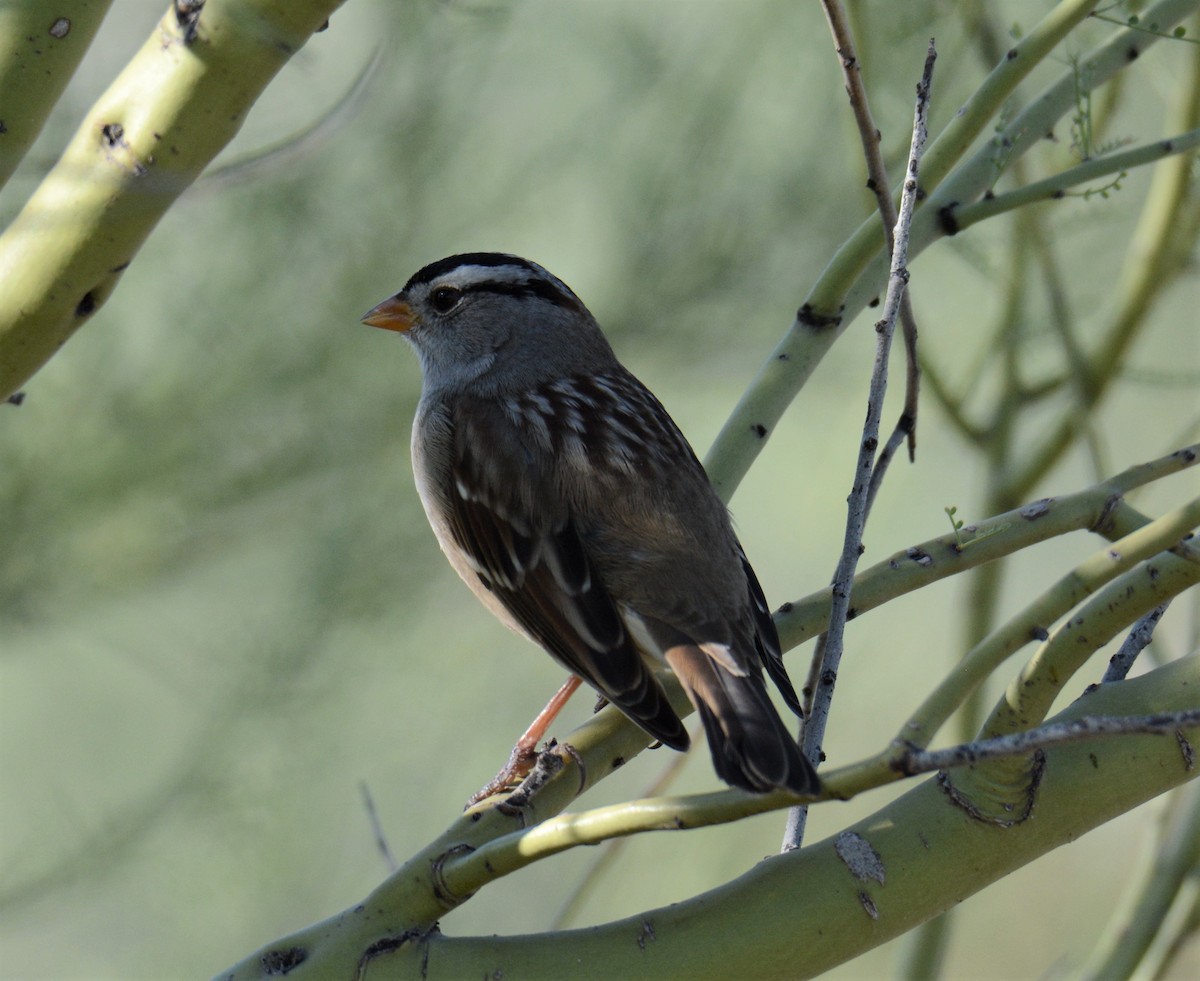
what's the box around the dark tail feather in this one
[615,676,691,753]
[664,645,820,796]
[739,546,802,716]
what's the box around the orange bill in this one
[361,296,416,332]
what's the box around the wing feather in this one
[443,403,688,750]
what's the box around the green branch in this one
[214,448,1200,978]
[983,538,1200,739]
[774,444,1199,649]
[0,0,113,189]
[0,0,346,401]
[219,656,1200,980]
[950,128,1200,230]
[901,492,1200,749]
[1001,30,1200,501]
[1075,778,1200,980]
[702,0,1198,499]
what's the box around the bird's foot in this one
[465,675,583,807]
[466,740,543,807]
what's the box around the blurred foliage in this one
[1,1,1197,978]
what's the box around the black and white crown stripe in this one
[404,253,584,313]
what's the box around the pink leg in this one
[468,676,582,805]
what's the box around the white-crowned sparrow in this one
[362,253,818,796]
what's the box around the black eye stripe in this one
[464,278,583,312]
[405,253,586,316]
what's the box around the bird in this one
[362,253,819,797]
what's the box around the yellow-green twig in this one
[775,445,1199,650]
[900,493,1200,748]
[984,541,1200,739]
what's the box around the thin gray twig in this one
[895,708,1200,775]
[820,0,921,463]
[784,40,937,852]
[1103,602,1171,682]
[359,781,398,873]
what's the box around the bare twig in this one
[359,781,397,873]
[1103,602,1172,682]
[784,41,937,852]
[891,709,1200,776]
[820,0,921,463]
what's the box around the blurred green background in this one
[1,2,1197,978]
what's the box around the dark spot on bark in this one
[797,303,843,330]
[75,291,97,317]
[100,123,124,146]
[751,424,768,438]
[6,392,26,406]
[261,946,307,974]
[1020,499,1051,520]
[174,0,204,43]
[1006,48,1018,60]
[938,203,960,236]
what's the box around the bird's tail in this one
[664,644,819,796]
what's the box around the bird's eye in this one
[429,286,463,314]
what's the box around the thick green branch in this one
[217,656,1198,980]
[0,0,345,401]
[0,0,113,189]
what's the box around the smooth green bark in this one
[219,656,1200,980]
[0,0,113,189]
[0,0,344,400]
